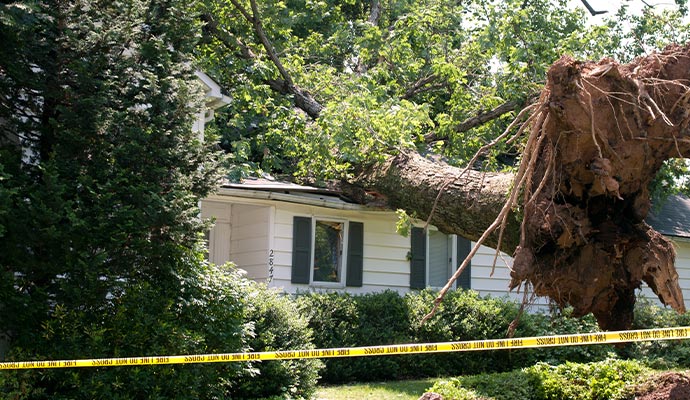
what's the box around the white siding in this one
[470,244,551,310]
[231,204,271,281]
[201,201,232,265]
[201,199,271,282]
[202,193,690,313]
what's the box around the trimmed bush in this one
[299,289,640,384]
[300,289,538,382]
[617,296,690,369]
[232,284,322,399]
[403,289,528,376]
[518,306,615,366]
[0,264,321,400]
[296,290,409,382]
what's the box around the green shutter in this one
[456,236,472,289]
[291,216,312,284]
[346,222,364,287]
[410,227,426,289]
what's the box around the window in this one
[428,230,451,287]
[410,227,471,290]
[313,220,344,283]
[291,216,363,287]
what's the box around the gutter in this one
[214,187,377,211]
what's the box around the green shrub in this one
[1,263,251,400]
[404,289,531,376]
[301,289,540,382]
[430,378,485,400]
[430,359,647,400]
[299,289,683,385]
[455,370,537,400]
[525,359,647,400]
[232,284,322,399]
[617,296,690,369]
[296,291,361,382]
[518,306,615,366]
[296,290,409,382]
[0,264,322,400]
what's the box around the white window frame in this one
[310,217,349,288]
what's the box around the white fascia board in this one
[212,187,375,211]
[195,70,231,110]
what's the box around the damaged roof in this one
[222,179,690,239]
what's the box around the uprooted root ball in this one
[510,44,690,330]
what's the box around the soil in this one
[509,43,690,330]
[633,372,690,400]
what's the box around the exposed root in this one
[425,43,690,330]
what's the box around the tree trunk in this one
[352,152,519,252]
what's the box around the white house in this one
[201,179,690,311]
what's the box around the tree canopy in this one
[199,0,690,329]
[199,0,689,199]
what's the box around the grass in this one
[314,378,437,400]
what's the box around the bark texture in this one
[511,44,690,330]
[353,151,519,251]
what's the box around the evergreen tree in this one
[0,0,220,365]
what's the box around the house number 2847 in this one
[268,249,274,283]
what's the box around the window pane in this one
[428,230,450,287]
[313,221,343,282]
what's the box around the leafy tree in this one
[199,0,690,329]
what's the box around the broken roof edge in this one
[216,177,389,211]
[218,179,690,238]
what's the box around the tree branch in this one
[424,98,529,143]
[205,8,324,119]
[246,0,294,86]
[402,73,446,99]
[368,0,382,25]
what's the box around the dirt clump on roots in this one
[632,372,690,400]
[508,43,690,330]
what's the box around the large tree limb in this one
[352,151,519,252]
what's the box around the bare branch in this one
[246,0,294,86]
[402,74,446,99]
[368,0,382,25]
[424,97,534,143]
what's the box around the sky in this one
[571,0,679,20]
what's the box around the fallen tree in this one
[355,44,690,330]
[206,0,690,330]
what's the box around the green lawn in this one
[314,378,437,400]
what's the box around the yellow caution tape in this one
[1,326,689,370]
